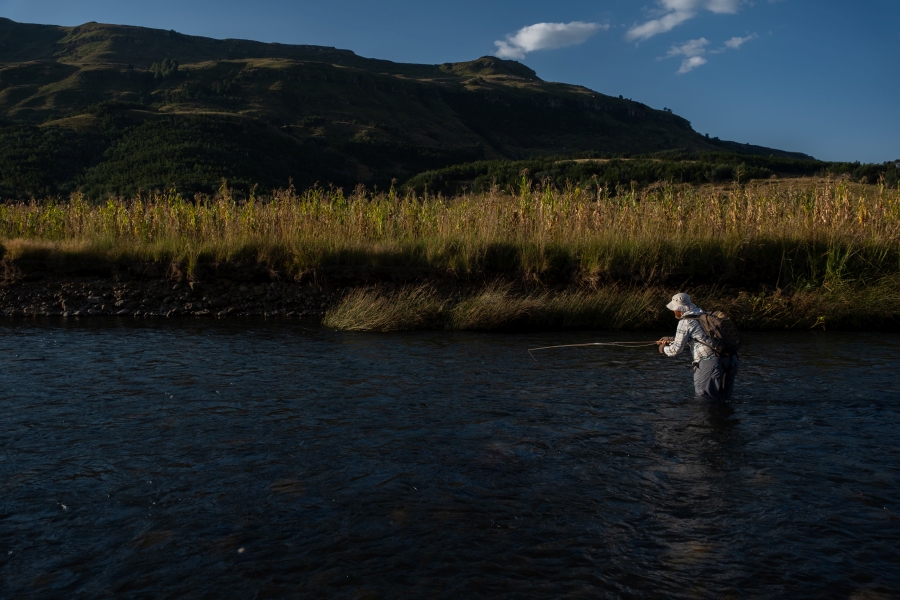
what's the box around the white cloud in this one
[678,56,708,73]
[494,21,608,60]
[663,32,755,73]
[724,33,758,49]
[627,0,742,41]
[666,37,710,57]
[665,37,711,73]
[627,11,695,41]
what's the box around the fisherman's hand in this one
[657,337,674,354]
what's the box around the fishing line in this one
[528,341,659,362]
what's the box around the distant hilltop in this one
[0,17,813,197]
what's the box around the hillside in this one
[0,17,813,198]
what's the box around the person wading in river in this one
[657,293,740,401]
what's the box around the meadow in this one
[1,177,898,330]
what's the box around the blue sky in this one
[1,0,897,162]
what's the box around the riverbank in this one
[0,276,335,319]
[2,179,898,329]
[2,274,898,331]
[321,280,900,332]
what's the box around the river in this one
[1,320,898,598]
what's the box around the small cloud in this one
[627,10,695,42]
[667,37,710,58]
[663,32,756,73]
[666,38,711,73]
[627,0,742,41]
[678,56,708,73]
[494,21,608,60]
[724,33,758,49]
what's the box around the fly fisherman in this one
[657,293,739,401]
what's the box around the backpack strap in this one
[680,314,724,356]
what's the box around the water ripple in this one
[0,321,898,598]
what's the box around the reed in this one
[322,285,445,331]
[447,283,662,330]
[322,282,664,332]
[1,179,897,287]
[2,179,899,330]
[322,277,900,332]
[699,275,900,331]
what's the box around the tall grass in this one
[1,178,898,287]
[323,283,664,332]
[322,285,445,332]
[447,283,662,330]
[323,277,900,332]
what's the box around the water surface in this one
[1,320,898,598]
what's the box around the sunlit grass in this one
[322,285,445,332]
[323,282,665,332]
[322,277,900,332]
[2,179,897,289]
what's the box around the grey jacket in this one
[664,308,717,363]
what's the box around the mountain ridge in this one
[0,18,814,198]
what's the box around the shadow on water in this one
[0,320,898,598]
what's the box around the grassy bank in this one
[2,179,898,283]
[323,279,900,332]
[2,178,899,329]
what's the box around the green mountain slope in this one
[0,17,813,198]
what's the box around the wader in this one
[693,354,739,401]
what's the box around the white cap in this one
[666,292,698,313]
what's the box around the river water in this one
[1,320,898,598]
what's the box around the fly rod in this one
[528,341,659,362]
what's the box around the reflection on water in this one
[0,320,898,598]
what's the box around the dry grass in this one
[322,278,900,332]
[324,283,665,332]
[2,179,899,330]
[322,285,445,332]
[702,276,900,331]
[0,179,897,286]
[447,283,661,330]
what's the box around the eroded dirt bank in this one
[0,277,337,319]
[2,259,898,332]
